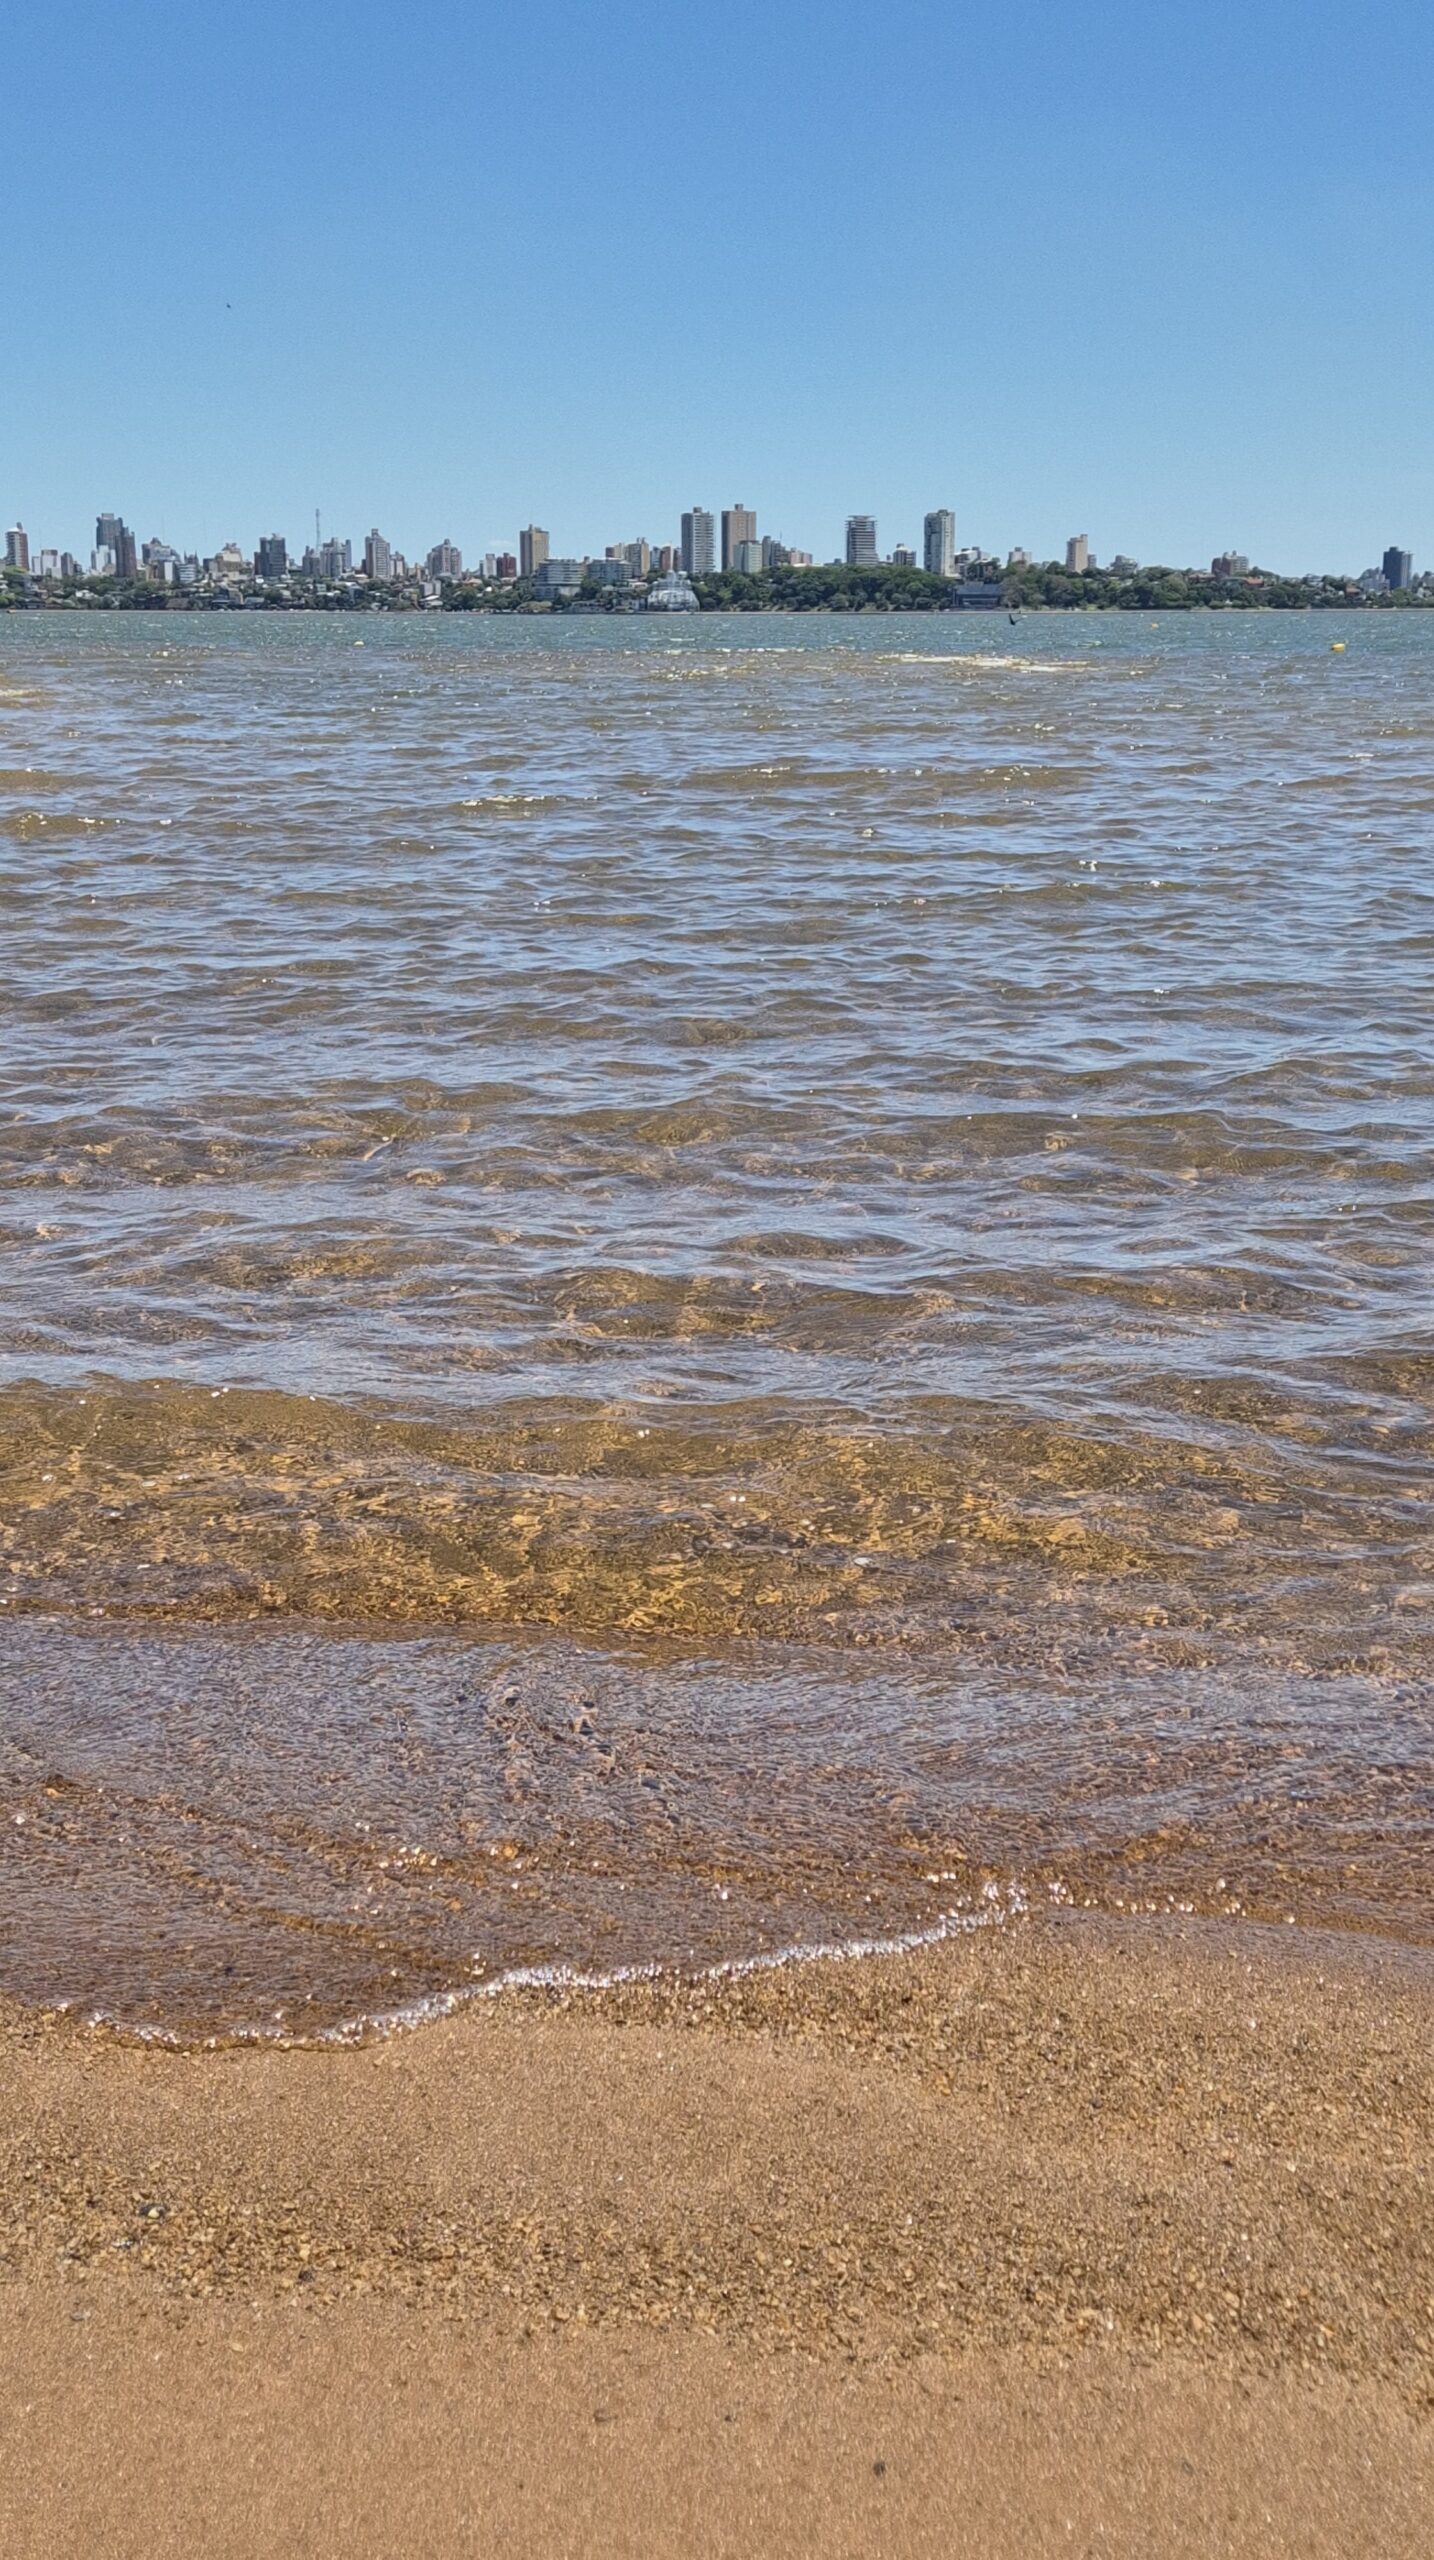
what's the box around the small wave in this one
[78,1882,1035,2050]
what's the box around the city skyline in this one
[1,501,1419,597]
[5,7,1433,577]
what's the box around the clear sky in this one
[5,1,1431,572]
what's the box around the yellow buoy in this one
[1330,641,1345,652]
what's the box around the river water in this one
[0,610,1430,2033]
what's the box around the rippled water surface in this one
[1,611,1430,2029]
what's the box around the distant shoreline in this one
[1,593,1429,617]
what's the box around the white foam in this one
[75,1881,1033,2051]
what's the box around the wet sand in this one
[2,1914,1431,2555]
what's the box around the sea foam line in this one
[77,1881,1034,2052]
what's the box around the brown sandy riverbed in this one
[2,1915,1431,2556]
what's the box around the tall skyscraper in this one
[1383,545,1414,591]
[95,512,123,555]
[113,522,137,579]
[427,539,462,580]
[681,508,714,576]
[1066,534,1089,574]
[4,526,30,571]
[721,504,756,572]
[364,529,393,582]
[520,525,549,579]
[256,534,288,579]
[846,516,877,567]
[923,510,956,577]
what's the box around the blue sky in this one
[5,1,1431,571]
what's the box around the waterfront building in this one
[846,515,877,567]
[732,539,763,574]
[655,545,676,574]
[1066,534,1089,574]
[364,529,393,582]
[589,557,631,587]
[318,536,353,580]
[88,517,138,579]
[1383,546,1414,591]
[891,546,916,569]
[923,510,956,577]
[426,538,462,580]
[520,525,549,579]
[1211,552,1249,578]
[1108,554,1138,576]
[761,536,791,570]
[721,504,756,572]
[646,569,700,612]
[533,557,582,597]
[4,526,30,571]
[494,553,517,581]
[256,533,288,579]
[681,508,715,576]
[786,549,813,567]
[36,548,60,579]
[624,539,651,578]
[144,540,182,584]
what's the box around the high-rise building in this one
[1066,534,1089,574]
[95,513,123,555]
[4,526,29,571]
[317,536,353,580]
[426,538,462,580]
[520,525,549,579]
[892,546,916,569]
[846,516,877,567]
[732,539,764,575]
[680,508,714,576]
[364,529,393,582]
[1211,552,1249,578]
[923,509,956,577]
[655,545,676,574]
[256,534,288,579]
[533,558,582,596]
[624,538,651,578]
[1383,545,1414,591]
[761,536,790,570]
[494,553,517,581]
[721,504,756,572]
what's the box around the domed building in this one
[645,569,700,612]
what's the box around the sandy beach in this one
[2,1913,1430,2555]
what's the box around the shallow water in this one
[0,610,1430,2030]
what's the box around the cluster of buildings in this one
[2,510,1422,605]
[0,504,967,603]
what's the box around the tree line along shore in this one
[3,560,1430,613]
